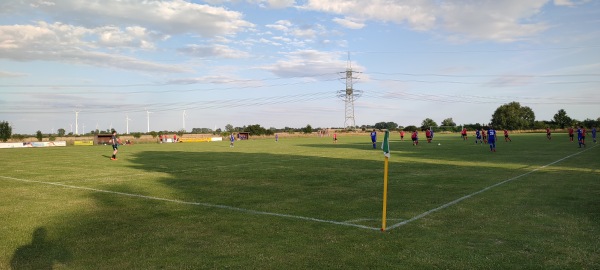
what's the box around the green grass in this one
[1,133,598,269]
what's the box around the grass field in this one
[1,133,599,269]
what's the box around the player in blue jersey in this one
[487,126,497,152]
[370,129,377,149]
[577,126,585,148]
[109,131,120,160]
[230,133,235,147]
[592,126,597,143]
[475,129,483,144]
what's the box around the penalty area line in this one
[386,145,597,231]
[0,175,379,231]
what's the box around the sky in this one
[0,0,599,135]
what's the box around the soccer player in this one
[230,133,235,147]
[425,129,432,143]
[504,129,512,142]
[109,131,119,160]
[475,129,482,144]
[275,134,279,142]
[577,126,585,148]
[400,130,405,141]
[546,127,551,140]
[592,126,597,143]
[333,132,337,143]
[487,126,497,152]
[370,129,377,149]
[568,126,574,142]
[411,130,419,146]
[461,128,468,140]
[482,128,488,143]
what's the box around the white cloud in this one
[178,44,250,58]
[554,0,591,6]
[266,20,293,32]
[262,50,358,78]
[0,22,189,73]
[0,71,27,78]
[302,0,436,31]
[332,17,365,29]
[19,0,254,37]
[439,0,549,42]
[301,0,556,42]
[258,0,296,9]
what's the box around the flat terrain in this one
[1,133,598,269]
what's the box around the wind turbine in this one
[126,115,132,134]
[146,108,153,133]
[182,110,187,132]
[74,109,81,135]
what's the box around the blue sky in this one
[1,0,599,134]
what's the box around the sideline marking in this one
[386,145,597,231]
[0,175,379,231]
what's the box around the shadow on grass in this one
[36,144,599,268]
[10,227,71,270]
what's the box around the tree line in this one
[367,102,598,132]
[1,101,598,142]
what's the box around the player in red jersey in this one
[411,130,419,146]
[461,128,468,140]
[425,129,432,143]
[482,128,488,143]
[546,127,551,140]
[504,129,512,142]
[568,126,574,142]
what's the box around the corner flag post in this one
[381,130,390,231]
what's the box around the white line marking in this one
[0,175,379,231]
[386,145,597,231]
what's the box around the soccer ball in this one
[438,143,441,146]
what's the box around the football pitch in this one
[1,133,598,269]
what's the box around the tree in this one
[490,102,535,130]
[57,128,66,137]
[225,124,234,132]
[0,121,12,142]
[421,118,438,129]
[552,109,572,129]
[244,124,268,135]
[302,124,313,134]
[441,118,456,127]
[374,122,399,130]
[581,118,598,128]
[404,125,418,131]
[36,130,43,142]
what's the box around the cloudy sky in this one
[1,0,599,134]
